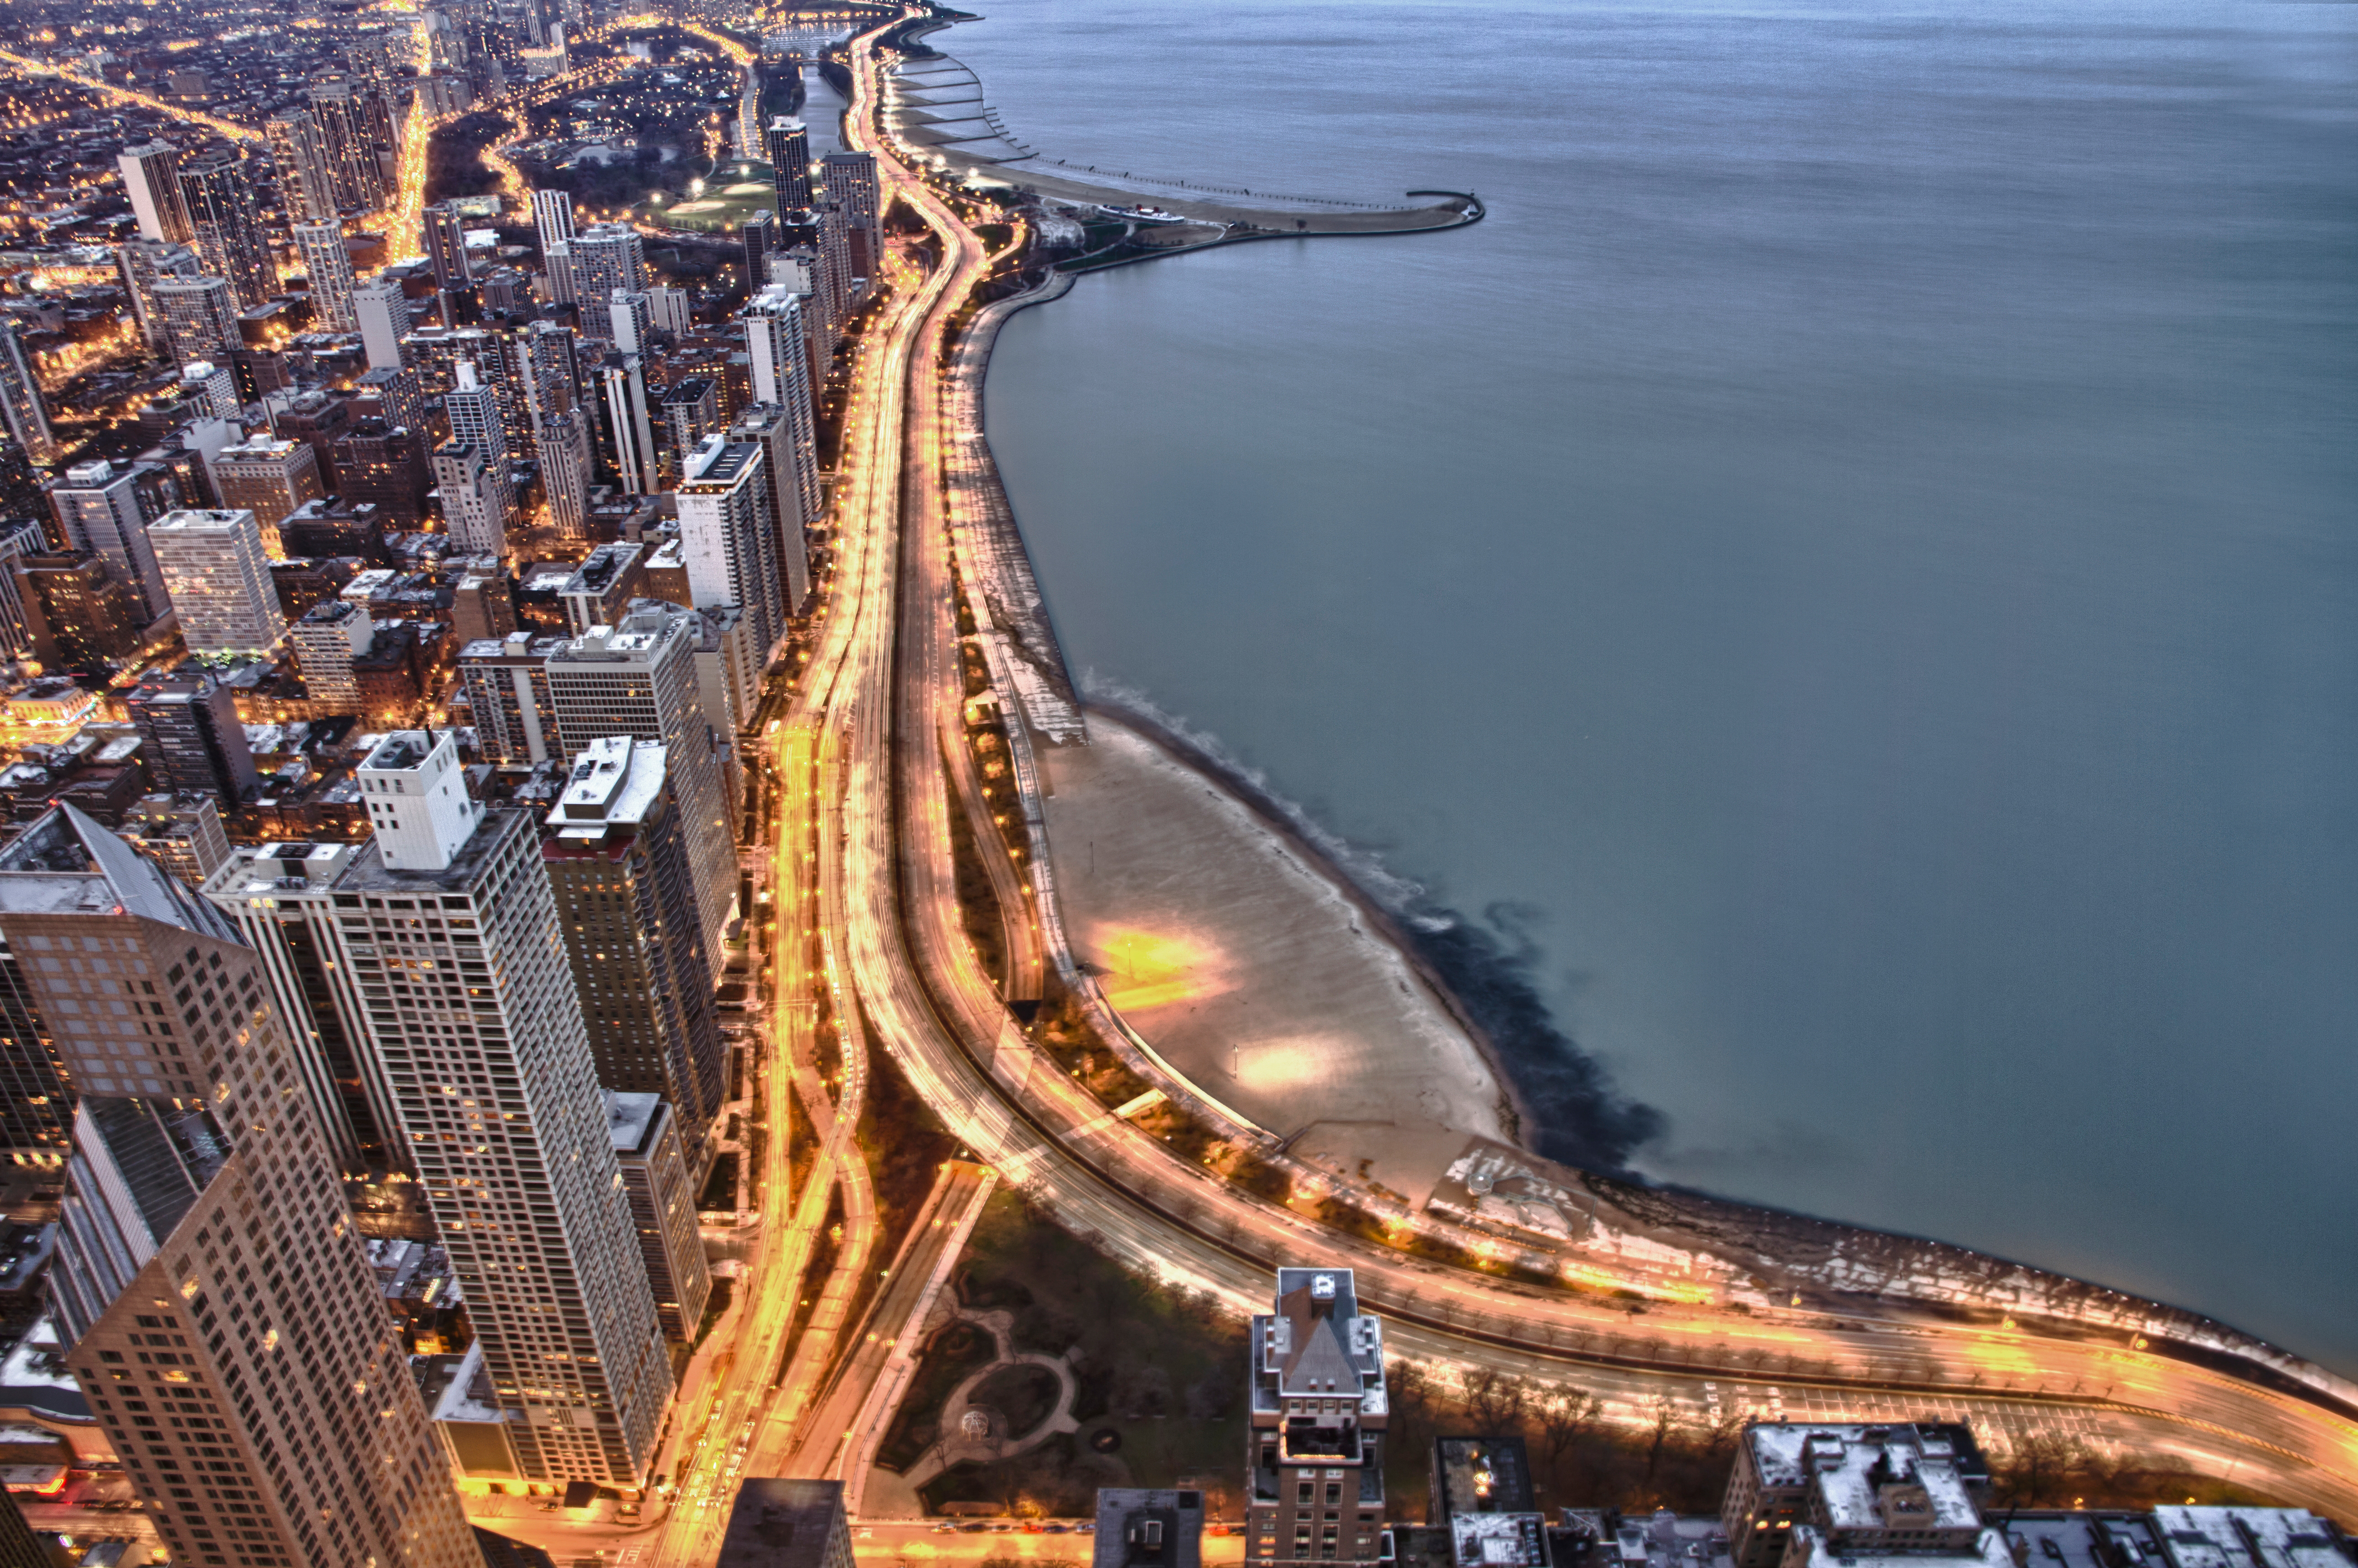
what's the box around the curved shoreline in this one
[910,24,2358,1441]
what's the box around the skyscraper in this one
[176,154,278,308]
[537,410,593,541]
[0,806,484,1568]
[676,437,783,662]
[1246,1269,1390,1568]
[821,150,883,279]
[0,321,57,469]
[117,141,192,244]
[268,108,340,223]
[740,284,823,512]
[424,201,472,289]
[766,117,812,209]
[569,223,645,314]
[308,78,391,212]
[354,277,411,370]
[431,440,511,557]
[598,354,659,495]
[50,461,171,622]
[152,275,241,366]
[606,1091,713,1341]
[531,188,576,260]
[543,738,725,1157]
[202,839,396,1172]
[444,359,510,461]
[740,208,776,294]
[729,403,817,622]
[542,240,576,306]
[259,731,675,1485]
[546,605,736,975]
[289,598,373,712]
[117,238,203,352]
[149,508,287,657]
[0,903,74,1169]
[294,221,361,332]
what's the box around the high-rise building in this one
[354,278,411,370]
[201,840,396,1172]
[117,141,193,244]
[546,605,735,975]
[648,285,692,336]
[1245,1268,1389,1568]
[766,118,812,209]
[569,223,645,314]
[609,290,654,355]
[149,508,287,656]
[206,437,323,547]
[294,221,361,332]
[424,201,472,289]
[520,321,581,434]
[176,154,278,308]
[356,362,428,434]
[605,1091,712,1341]
[542,239,576,306]
[599,354,659,495]
[457,632,564,767]
[676,437,782,662]
[0,899,74,1168]
[431,440,511,557]
[117,239,203,352]
[308,78,392,212]
[0,518,47,659]
[816,202,857,329]
[693,603,763,738]
[50,461,170,623]
[544,738,725,1154]
[268,108,340,223]
[290,598,373,711]
[821,150,883,279]
[0,806,485,1568]
[444,360,510,461]
[730,403,817,621]
[531,188,576,260]
[740,209,776,294]
[331,418,431,525]
[720,1479,853,1567]
[0,322,57,469]
[12,552,148,672]
[115,792,233,892]
[537,410,593,541]
[155,275,242,366]
[268,730,674,1485]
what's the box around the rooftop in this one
[337,806,527,895]
[605,1090,663,1157]
[718,1478,846,1568]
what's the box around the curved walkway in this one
[901,1307,1081,1487]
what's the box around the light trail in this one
[0,48,263,142]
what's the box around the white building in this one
[290,598,372,710]
[431,439,512,557]
[149,507,286,656]
[49,460,170,621]
[353,277,411,370]
[675,436,782,661]
[293,219,359,331]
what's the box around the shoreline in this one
[914,21,2358,1428]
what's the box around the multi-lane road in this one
[745,5,2358,1524]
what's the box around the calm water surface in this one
[965,0,2358,1373]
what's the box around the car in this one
[932,1524,957,1535]
[958,1522,989,1533]
[1043,1524,1070,1534]
[1076,1524,1097,1534]
[990,1523,1015,1533]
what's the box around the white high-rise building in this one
[608,290,653,354]
[154,275,241,365]
[444,359,509,460]
[353,277,410,370]
[149,508,286,656]
[288,598,372,710]
[729,403,816,620]
[116,239,202,351]
[599,355,659,495]
[116,141,191,243]
[676,436,782,662]
[431,440,511,557]
[569,223,644,313]
[216,730,674,1487]
[293,220,359,331]
[531,188,576,258]
[50,460,170,621]
[546,605,735,976]
[180,359,238,423]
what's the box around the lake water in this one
[964,0,2358,1375]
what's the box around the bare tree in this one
[1463,1366,1534,1434]
[1533,1387,1601,1468]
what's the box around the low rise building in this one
[1096,1488,1207,1568]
